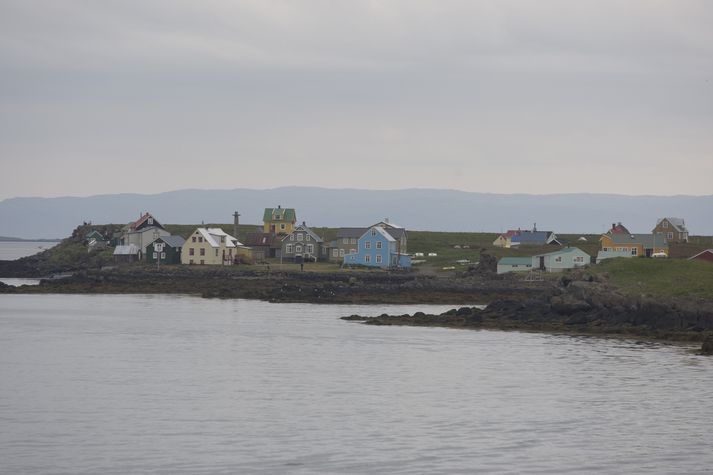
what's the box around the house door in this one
[270,225,276,234]
[645,248,652,257]
[539,256,545,270]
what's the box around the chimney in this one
[277,205,281,209]
[612,223,616,229]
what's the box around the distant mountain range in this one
[0,187,711,239]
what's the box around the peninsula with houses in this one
[1,204,712,353]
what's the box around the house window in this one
[343,238,349,244]
[376,241,382,249]
[280,224,286,230]
[365,255,371,263]
[350,249,356,254]
[603,247,609,251]
[631,248,637,256]
[189,248,195,256]
[297,234,303,241]
[339,249,345,257]
[332,249,338,257]
[296,245,303,253]
[663,221,668,228]
[200,248,205,256]
[307,244,314,253]
[350,238,356,244]
[376,255,382,264]
[192,237,196,242]
[161,252,166,259]
[555,256,562,262]
[200,259,204,265]
[215,249,219,256]
[290,234,294,241]
[287,244,293,254]
[306,235,311,241]
[371,229,377,236]
[365,242,371,249]
[189,259,194,264]
[667,232,673,240]
[153,252,157,259]
[199,237,203,243]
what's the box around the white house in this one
[532,247,590,273]
[181,228,250,265]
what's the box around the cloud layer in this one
[1,1,712,198]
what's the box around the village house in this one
[653,217,689,243]
[180,228,250,265]
[119,212,170,259]
[511,229,561,247]
[607,222,631,235]
[342,225,412,269]
[244,232,283,260]
[113,244,141,263]
[330,228,366,261]
[492,230,519,248]
[147,235,186,265]
[263,206,297,235]
[280,223,325,262]
[531,247,590,273]
[599,233,669,259]
[496,257,533,274]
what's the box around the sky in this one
[1,0,712,200]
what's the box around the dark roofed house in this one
[147,235,186,265]
[245,232,283,260]
[510,229,560,247]
[330,227,367,261]
[608,222,631,235]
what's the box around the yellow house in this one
[263,206,297,235]
[599,233,668,258]
[181,228,251,265]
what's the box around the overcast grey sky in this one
[1,0,712,199]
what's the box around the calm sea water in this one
[0,294,711,474]
[0,241,58,261]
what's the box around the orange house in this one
[599,233,668,258]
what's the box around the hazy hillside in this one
[1,187,711,239]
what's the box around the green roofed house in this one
[263,205,297,235]
[497,257,533,274]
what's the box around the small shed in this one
[497,257,533,275]
[113,244,141,263]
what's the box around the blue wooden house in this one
[343,226,411,269]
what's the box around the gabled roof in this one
[284,224,324,243]
[131,212,164,231]
[244,232,282,248]
[511,231,554,244]
[383,227,406,241]
[360,226,396,242]
[337,227,367,238]
[608,222,630,235]
[113,244,140,255]
[688,249,713,261]
[263,207,297,222]
[607,233,668,248]
[155,235,185,248]
[498,257,532,266]
[85,230,104,240]
[656,217,687,232]
[194,228,244,248]
[533,247,590,258]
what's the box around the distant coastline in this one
[0,236,61,243]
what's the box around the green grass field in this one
[589,258,713,299]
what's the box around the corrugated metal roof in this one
[113,244,140,255]
[263,207,296,222]
[337,227,367,238]
[610,233,668,248]
[157,235,185,248]
[498,257,532,266]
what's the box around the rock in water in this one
[701,336,713,356]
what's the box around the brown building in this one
[652,217,689,243]
[689,249,713,264]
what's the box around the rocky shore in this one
[0,263,545,304]
[342,278,713,353]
